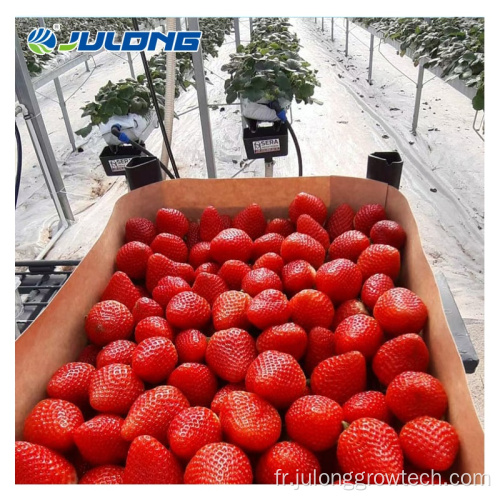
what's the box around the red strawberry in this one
[212,290,251,330]
[168,407,222,461]
[354,204,387,236]
[325,203,355,240]
[124,435,183,484]
[152,275,191,308]
[256,322,308,360]
[266,217,295,237]
[23,399,83,452]
[337,417,403,483]
[357,244,401,281]
[386,371,448,422]
[188,241,211,268]
[156,208,189,238]
[134,316,174,343]
[217,259,251,290]
[370,220,407,249]
[289,289,334,331]
[184,442,253,484]
[96,340,136,369]
[373,333,430,386]
[186,221,200,249]
[192,272,229,305]
[77,344,101,366]
[373,287,428,337]
[134,284,150,298]
[400,416,459,471]
[210,228,253,263]
[253,233,285,260]
[253,252,284,275]
[125,217,156,245]
[175,329,208,363]
[256,441,321,485]
[304,326,336,376]
[132,337,178,384]
[297,213,330,250]
[289,192,328,225]
[168,363,218,407]
[210,383,245,416]
[166,291,211,329]
[15,441,77,484]
[132,297,163,323]
[85,300,134,346]
[316,259,363,304]
[342,391,391,423]
[334,314,384,359]
[285,395,344,451]
[146,253,194,291]
[200,205,226,242]
[361,273,395,310]
[151,233,188,263]
[331,299,369,330]
[73,414,129,465]
[281,232,326,269]
[241,268,282,296]
[121,385,189,443]
[233,203,267,240]
[221,214,232,229]
[219,391,282,452]
[328,230,370,262]
[116,241,153,280]
[194,261,220,276]
[311,351,367,405]
[281,260,316,296]
[89,363,144,414]
[46,362,95,408]
[247,289,291,330]
[205,328,257,383]
[79,465,124,484]
[245,350,306,408]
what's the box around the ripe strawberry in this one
[334,314,384,359]
[361,273,395,310]
[146,253,194,291]
[219,391,282,452]
[186,221,200,249]
[212,291,251,330]
[134,284,150,298]
[134,316,174,343]
[47,362,95,408]
[311,351,367,405]
[79,465,124,484]
[89,363,144,414]
[166,291,211,329]
[132,297,163,323]
[316,259,363,304]
[96,340,136,369]
[354,204,387,236]
[188,241,211,268]
[192,272,229,305]
[102,270,145,310]
[297,213,330,249]
[328,230,370,262]
[289,192,328,225]
[156,208,189,238]
[194,261,220,276]
[331,299,368,330]
[73,414,129,465]
[168,407,222,461]
[168,363,218,407]
[245,350,306,408]
[337,417,403,483]
[256,322,308,360]
[304,326,336,375]
[373,334,429,386]
[15,441,77,484]
[247,289,291,330]
[357,244,401,281]
[210,228,253,263]
[175,329,208,363]
[125,217,156,245]
[242,268,282,296]
[342,391,391,423]
[285,395,344,451]
[184,442,253,484]
[289,289,335,330]
[386,371,448,422]
[200,205,226,242]
[233,203,267,240]
[151,233,188,263]
[121,385,189,443]
[281,260,316,296]
[370,220,406,249]
[124,435,183,484]
[77,344,101,366]
[281,232,326,269]
[132,337,177,384]
[266,217,295,237]
[221,214,232,229]
[325,203,355,240]
[152,275,191,308]
[373,287,428,337]
[253,252,284,275]
[210,383,246,416]
[217,259,251,290]
[400,416,459,471]
[205,328,256,383]
[252,232,285,259]
[23,399,83,452]
[116,241,153,280]
[85,300,134,346]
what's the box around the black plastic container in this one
[125,156,163,190]
[366,151,404,189]
[243,122,288,160]
[99,145,143,176]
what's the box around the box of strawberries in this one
[15,175,484,485]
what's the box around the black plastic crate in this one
[243,122,288,160]
[99,145,144,176]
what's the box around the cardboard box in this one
[15,175,484,479]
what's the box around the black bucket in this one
[125,156,163,190]
[99,144,143,176]
[366,151,403,190]
[243,122,288,160]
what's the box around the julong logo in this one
[27,28,57,55]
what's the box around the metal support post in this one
[331,18,334,40]
[127,52,135,79]
[84,60,90,72]
[176,17,182,31]
[249,17,253,33]
[185,18,189,31]
[322,17,324,31]
[188,18,217,179]
[345,19,349,56]
[412,62,425,135]
[368,34,374,85]
[53,77,76,152]
[265,159,274,178]
[314,18,317,24]
[234,18,241,47]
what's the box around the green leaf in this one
[472,87,484,111]
[75,123,93,137]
